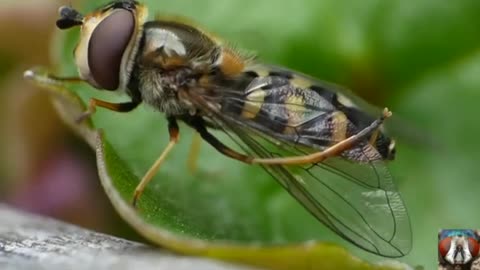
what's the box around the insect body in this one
[30,0,411,257]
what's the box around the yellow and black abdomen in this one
[219,67,395,161]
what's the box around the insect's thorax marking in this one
[127,23,209,115]
[127,20,249,117]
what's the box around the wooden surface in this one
[0,204,259,270]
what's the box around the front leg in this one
[76,98,140,123]
[24,68,86,87]
[24,69,141,122]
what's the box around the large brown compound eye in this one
[88,9,134,90]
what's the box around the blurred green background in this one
[2,0,480,269]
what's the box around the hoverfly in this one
[26,0,411,257]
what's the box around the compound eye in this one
[88,9,134,90]
[439,237,452,257]
[468,237,480,257]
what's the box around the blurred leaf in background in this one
[0,0,141,240]
[7,0,480,269]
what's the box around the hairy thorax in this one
[128,21,223,116]
[136,67,195,116]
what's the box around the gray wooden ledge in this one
[0,204,260,270]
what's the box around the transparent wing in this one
[212,113,410,257]
[182,67,412,257]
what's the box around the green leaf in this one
[29,0,480,269]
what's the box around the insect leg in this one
[76,99,140,123]
[132,117,179,207]
[191,119,254,163]
[24,69,85,85]
[369,127,380,146]
[23,69,141,122]
[186,132,202,173]
[251,108,392,165]
[39,75,84,84]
